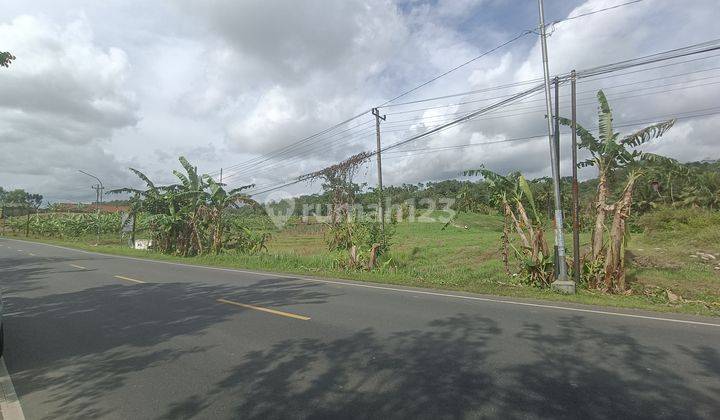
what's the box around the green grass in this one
[3,210,719,317]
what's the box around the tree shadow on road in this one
[2,261,337,419]
[161,313,502,419]
[499,316,720,419]
[162,315,720,419]
[0,256,77,294]
[3,254,719,419]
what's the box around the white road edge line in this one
[0,358,25,420]
[3,238,720,328]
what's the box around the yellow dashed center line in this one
[217,298,310,321]
[68,264,87,270]
[29,253,36,256]
[114,275,146,284]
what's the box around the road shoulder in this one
[0,358,25,420]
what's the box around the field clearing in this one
[5,210,719,316]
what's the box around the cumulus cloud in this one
[1,0,718,201]
[381,0,720,185]
[0,14,138,201]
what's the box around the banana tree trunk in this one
[592,170,610,260]
[190,206,203,256]
[506,201,530,249]
[602,173,640,292]
[501,211,511,276]
[212,207,222,254]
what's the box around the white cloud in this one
[0,14,138,201]
[381,0,720,186]
[0,0,718,201]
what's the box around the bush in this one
[4,212,134,238]
[225,217,271,254]
[326,216,393,254]
[636,206,720,234]
[323,213,396,270]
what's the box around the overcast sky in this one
[1,0,719,203]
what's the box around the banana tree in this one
[109,167,173,250]
[112,156,267,256]
[464,167,551,285]
[677,170,720,209]
[172,157,209,255]
[560,90,675,290]
[203,176,256,254]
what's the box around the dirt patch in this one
[628,251,682,269]
[479,249,499,261]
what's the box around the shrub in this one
[636,206,720,234]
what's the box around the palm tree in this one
[560,90,675,290]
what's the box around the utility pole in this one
[220,168,223,184]
[537,0,573,293]
[372,107,387,231]
[570,70,581,284]
[79,170,104,246]
[553,76,561,279]
[554,76,561,193]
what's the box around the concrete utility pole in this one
[570,70,581,284]
[553,76,561,279]
[79,170,104,245]
[536,0,574,293]
[371,107,387,231]
[554,76,561,194]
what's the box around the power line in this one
[377,0,644,107]
[380,70,720,128]
[242,39,720,195]
[209,112,372,177]
[220,127,377,183]
[377,31,535,107]
[383,106,720,159]
[214,0,647,179]
[382,54,720,115]
[246,78,720,194]
[247,84,720,196]
[240,63,720,188]
[547,0,643,26]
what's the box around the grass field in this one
[4,209,719,316]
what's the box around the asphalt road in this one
[1,237,719,420]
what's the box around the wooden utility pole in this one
[371,107,387,230]
[570,70,581,283]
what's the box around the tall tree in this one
[0,51,15,68]
[1,189,43,208]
